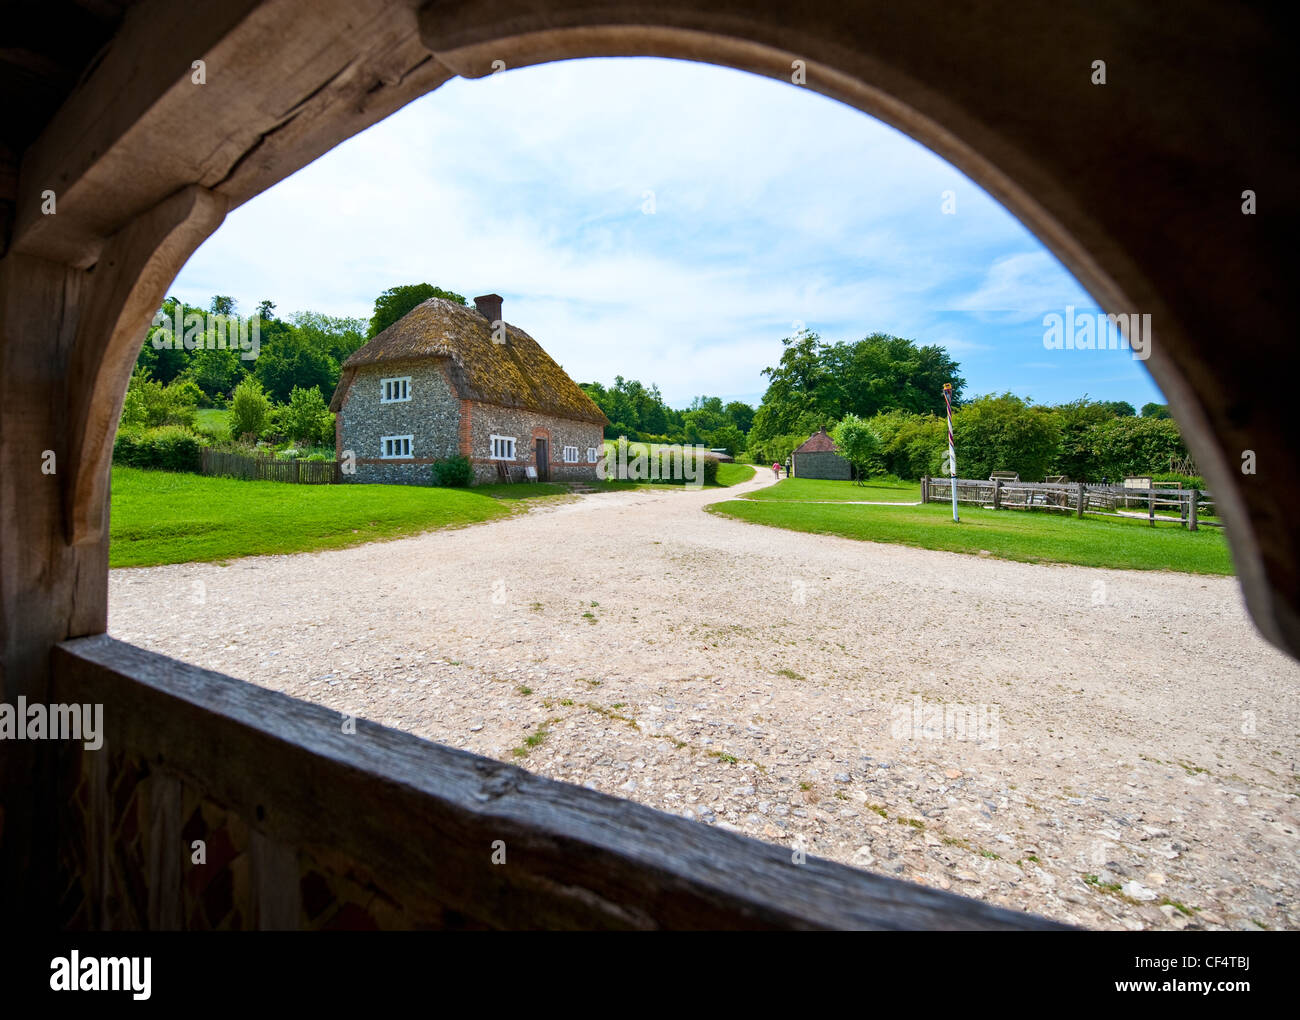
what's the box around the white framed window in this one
[380,376,411,403]
[380,434,413,459]
[563,445,579,464]
[587,447,599,464]
[490,435,516,460]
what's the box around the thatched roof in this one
[793,429,841,454]
[329,298,608,425]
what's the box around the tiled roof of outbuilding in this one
[793,429,841,454]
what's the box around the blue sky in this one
[171,57,1164,411]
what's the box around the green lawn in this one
[195,408,231,441]
[716,463,756,486]
[742,477,919,502]
[708,498,1233,574]
[111,467,522,567]
[110,467,694,567]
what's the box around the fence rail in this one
[200,447,340,484]
[920,477,1219,529]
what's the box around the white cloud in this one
[170,57,1151,407]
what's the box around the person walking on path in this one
[772,461,782,481]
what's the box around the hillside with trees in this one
[117,297,1193,485]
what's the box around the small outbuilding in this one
[789,429,852,480]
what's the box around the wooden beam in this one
[54,636,1069,930]
[62,185,227,546]
[10,0,452,267]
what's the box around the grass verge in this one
[707,498,1233,574]
[112,467,522,567]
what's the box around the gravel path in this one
[109,467,1299,930]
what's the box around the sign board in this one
[525,466,538,481]
[1123,475,1153,489]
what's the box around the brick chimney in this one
[474,293,503,324]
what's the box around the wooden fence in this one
[201,447,340,484]
[920,477,1219,530]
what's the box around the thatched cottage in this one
[329,295,609,484]
[790,428,853,480]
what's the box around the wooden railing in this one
[921,477,1219,529]
[200,447,340,484]
[48,636,1068,930]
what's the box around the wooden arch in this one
[0,0,1294,928]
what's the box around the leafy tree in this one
[724,401,755,434]
[749,331,837,443]
[1099,400,1136,417]
[229,376,271,440]
[281,385,335,446]
[185,346,245,401]
[1141,401,1171,419]
[368,283,467,338]
[140,296,204,384]
[750,330,964,447]
[253,328,336,403]
[210,295,236,316]
[831,413,881,480]
[292,310,367,366]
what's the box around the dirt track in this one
[109,467,1300,929]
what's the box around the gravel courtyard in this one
[108,467,1299,930]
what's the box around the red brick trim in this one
[458,398,473,457]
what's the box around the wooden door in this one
[535,438,549,481]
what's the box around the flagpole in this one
[943,383,959,523]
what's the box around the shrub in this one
[304,452,329,463]
[119,368,199,430]
[113,426,207,472]
[869,410,948,479]
[257,404,285,444]
[281,385,334,446]
[1088,416,1186,481]
[432,455,473,487]
[229,376,271,440]
[950,394,1061,481]
[1151,471,1206,490]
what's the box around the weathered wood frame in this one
[52,636,1065,929]
[1,0,1296,927]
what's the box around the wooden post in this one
[1148,488,1156,526]
[1076,482,1085,518]
[1189,489,1199,531]
[921,475,929,503]
[992,479,1002,510]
